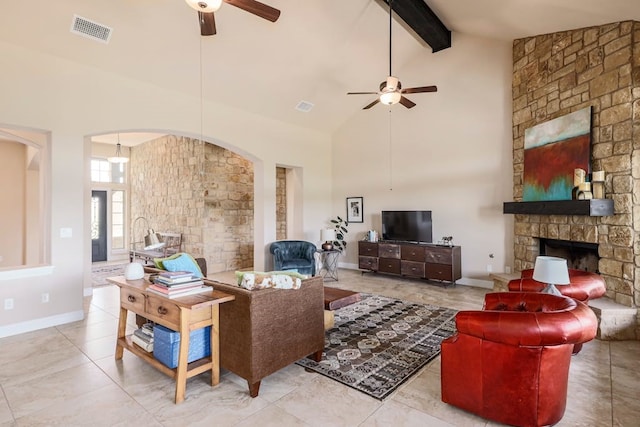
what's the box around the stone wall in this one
[130,135,254,273]
[511,21,639,337]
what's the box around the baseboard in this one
[456,278,493,289]
[339,262,359,270]
[0,310,84,339]
[338,262,493,289]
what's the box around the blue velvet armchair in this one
[269,240,317,276]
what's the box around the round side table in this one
[317,249,340,281]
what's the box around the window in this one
[91,159,125,184]
[90,195,101,240]
[112,190,125,249]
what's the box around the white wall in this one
[0,40,332,336]
[0,31,516,336]
[0,140,25,267]
[332,33,514,286]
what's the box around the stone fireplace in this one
[510,21,639,339]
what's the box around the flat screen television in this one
[381,210,432,243]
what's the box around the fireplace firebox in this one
[538,239,599,273]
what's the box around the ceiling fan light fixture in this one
[380,91,402,105]
[185,0,222,13]
[385,76,400,91]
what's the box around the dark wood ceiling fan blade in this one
[224,0,281,22]
[363,99,381,109]
[402,85,437,94]
[348,92,379,95]
[399,96,416,108]
[198,11,216,36]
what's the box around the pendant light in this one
[107,134,129,164]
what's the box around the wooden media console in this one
[358,241,461,285]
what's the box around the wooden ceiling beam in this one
[377,0,451,52]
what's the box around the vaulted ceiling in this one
[0,0,639,136]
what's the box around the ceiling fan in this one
[347,0,437,109]
[184,0,281,36]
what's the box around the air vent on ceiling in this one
[70,15,112,44]
[295,101,314,113]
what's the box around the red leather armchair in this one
[441,292,597,427]
[508,268,605,354]
[508,268,606,302]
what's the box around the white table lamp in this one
[532,256,570,296]
[321,228,336,251]
[124,262,144,280]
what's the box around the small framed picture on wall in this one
[346,197,363,223]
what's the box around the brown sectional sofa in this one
[143,263,325,397]
[212,275,325,396]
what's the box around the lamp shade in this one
[532,256,570,285]
[321,228,336,242]
[143,229,165,250]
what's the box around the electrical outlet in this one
[4,298,14,310]
[486,264,493,273]
[41,293,49,303]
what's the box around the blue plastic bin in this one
[153,324,211,369]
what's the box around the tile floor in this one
[0,269,638,426]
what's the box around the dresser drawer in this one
[401,245,426,262]
[146,296,181,325]
[378,244,401,259]
[401,260,425,278]
[120,288,145,313]
[425,247,452,264]
[426,263,453,281]
[358,241,378,257]
[359,256,378,271]
[378,258,401,274]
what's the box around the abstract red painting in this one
[523,107,591,201]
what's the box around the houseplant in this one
[330,216,349,252]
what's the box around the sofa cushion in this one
[155,253,204,278]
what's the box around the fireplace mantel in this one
[503,199,614,216]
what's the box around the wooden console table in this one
[107,275,235,404]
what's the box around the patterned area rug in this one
[296,294,457,400]
[91,263,128,287]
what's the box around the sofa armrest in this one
[209,275,325,384]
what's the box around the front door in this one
[91,190,107,262]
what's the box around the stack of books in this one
[132,322,154,352]
[147,271,211,299]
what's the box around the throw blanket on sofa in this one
[240,272,302,290]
